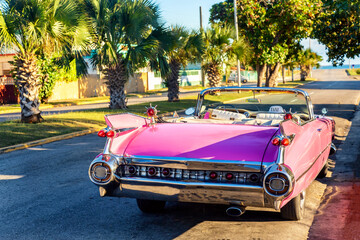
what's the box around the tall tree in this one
[298,49,323,81]
[313,0,360,65]
[202,23,249,88]
[165,26,203,102]
[84,0,169,109]
[0,0,88,123]
[210,0,322,87]
[283,42,303,82]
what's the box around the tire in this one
[242,79,248,83]
[280,190,306,220]
[317,160,329,179]
[136,199,166,213]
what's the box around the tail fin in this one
[105,113,149,130]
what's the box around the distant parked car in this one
[89,86,336,220]
[228,71,249,83]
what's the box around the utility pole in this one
[309,38,312,78]
[200,6,205,87]
[199,6,203,30]
[234,0,241,86]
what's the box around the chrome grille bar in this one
[122,165,262,185]
[125,156,264,172]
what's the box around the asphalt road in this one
[0,69,359,240]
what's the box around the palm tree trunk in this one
[166,59,181,102]
[265,62,281,87]
[256,64,266,87]
[300,65,308,81]
[206,63,221,88]
[104,60,128,109]
[13,53,43,123]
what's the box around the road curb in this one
[0,129,97,155]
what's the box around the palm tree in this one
[298,49,323,81]
[0,0,88,123]
[202,24,250,88]
[84,0,169,109]
[164,26,203,102]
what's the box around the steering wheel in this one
[215,104,239,113]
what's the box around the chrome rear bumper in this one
[109,177,266,207]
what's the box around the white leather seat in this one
[256,113,285,120]
[209,109,246,121]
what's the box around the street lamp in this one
[234,0,241,86]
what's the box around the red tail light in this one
[281,138,290,146]
[148,167,157,176]
[102,154,111,161]
[225,173,234,180]
[162,168,170,176]
[106,130,115,138]
[209,172,217,179]
[272,137,280,145]
[284,113,293,120]
[98,130,106,137]
[147,108,155,117]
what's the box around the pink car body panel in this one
[280,118,333,207]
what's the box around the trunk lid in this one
[120,123,277,165]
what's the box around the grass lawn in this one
[0,104,55,114]
[277,79,315,87]
[0,85,205,114]
[48,96,110,106]
[0,91,253,148]
[346,69,360,76]
[0,99,198,148]
[0,97,110,114]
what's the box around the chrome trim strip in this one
[329,143,337,156]
[263,164,294,198]
[275,146,285,165]
[119,177,264,189]
[111,177,266,207]
[103,138,111,155]
[295,142,332,181]
[88,155,119,186]
[195,87,314,119]
[125,155,264,172]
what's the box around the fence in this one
[149,70,202,90]
[0,76,18,104]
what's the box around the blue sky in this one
[156,0,221,30]
[155,0,360,66]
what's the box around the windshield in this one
[198,89,310,123]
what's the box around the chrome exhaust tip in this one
[330,143,337,156]
[226,206,246,217]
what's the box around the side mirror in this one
[185,107,195,116]
[321,108,328,116]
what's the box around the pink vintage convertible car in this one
[89,87,336,220]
